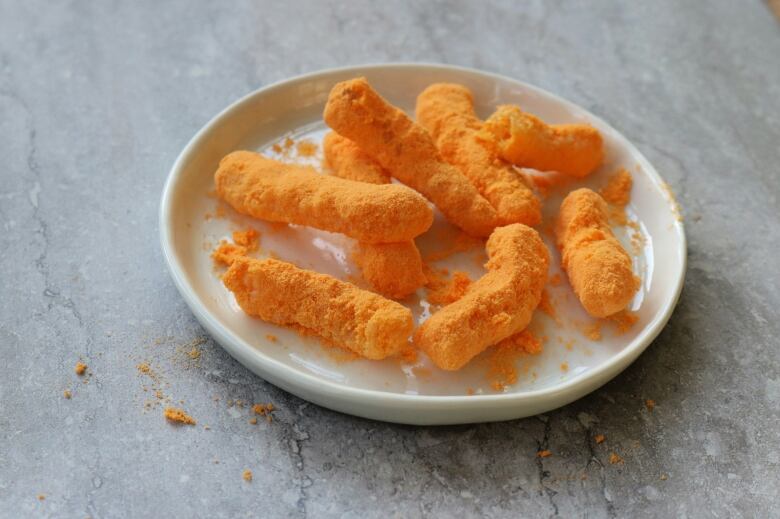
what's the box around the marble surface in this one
[1,1,779,517]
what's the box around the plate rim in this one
[159,62,687,410]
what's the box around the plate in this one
[159,64,686,425]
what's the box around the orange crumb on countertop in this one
[594,434,605,444]
[253,403,275,423]
[537,450,552,458]
[609,452,623,464]
[600,168,633,207]
[63,390,72,399]
[243,469,253,482]
[164,407,196,425]
[556,189,640,318]
[425,269,472,306]
[481,105,603,178]
[645,399,656,412]
[75,362,87,376]
[416,225,548,371]
[416,83,541,226]
[324,77,499,237]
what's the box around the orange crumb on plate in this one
[75,362,87,376]
[243,469,253,482]
[265,334,278,343]
[600,168,632,207]
[295,139,318,157]
[249,417,257,425]
[538,289,558,321]
[164,407,196,425]
[560,362,569,372]
[425,269,472,306]
[399,346,418,364]
[37,494,45,501]
[583,322,602,341]
[232,229,260,250]
[485,330,542,391]
[609,310,639,334]
[63,390,72,399]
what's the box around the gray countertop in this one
[2,1,779,517]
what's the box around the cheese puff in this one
[414,224,549,370]
[223,257,413,360]
[555,188,639,317]
[323,77,499,237]
[215,151,432,244]
[416,83,541,226]
[481,105,604,178]
[323,131,391,184]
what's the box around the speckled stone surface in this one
[1,1,779,517]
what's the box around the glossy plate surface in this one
[160,64,686,425]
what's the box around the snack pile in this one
[210,77,640,379]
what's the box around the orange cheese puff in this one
[555,189,640,318]
[323,77,499,237]
[416,84,541,226]
[223,257,413,360]
[414,224,549,370]
[481,105,604,178]
[323,132,391,184]
[215,151,433,244]
[353,241,427,299]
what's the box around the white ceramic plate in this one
[160,64,686,425]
